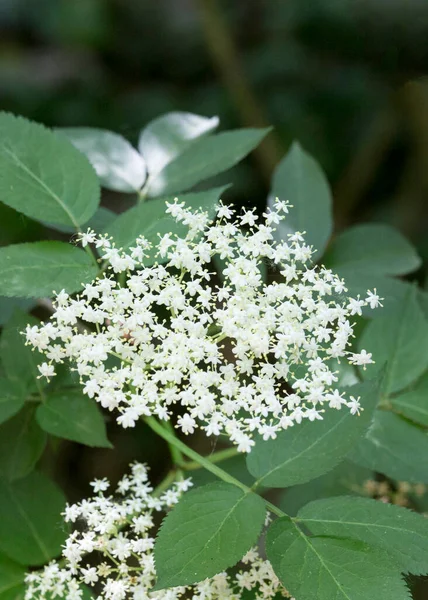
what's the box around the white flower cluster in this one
[26,198,379,452]
[25,464,289,600]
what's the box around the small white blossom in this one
[25,464,292,600]
[26,198,379,452]
[366,289,383,309]
[37,362,55,380]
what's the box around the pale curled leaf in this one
[60,128,146,193]
[139,111,219,176]
[153,482,266,589]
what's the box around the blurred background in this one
[2,0,428,244]
[1,1,428,593]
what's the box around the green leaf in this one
[266,517,410,600]
[0,203,44,246]
[138,111,219,177]
[335,272,412,318]
[279,461,372,517]
[0,112,100,228]
[349,410,428,483]
[106,187,226,257]
[190,454,257,489]
[359,285,428,394]
[36,391,112,448]
[0,311,44,394]
[297,495,428,575]
[0,407,46,480]
[147,128,270,197]
[246,379,380,488]
[0,298,36,326]
[0,471,67,565]
[270,141,333,259]
[0,242,99,298]
[60,128,146,193]
[153,482,266,589]
[42,206,116,235]
[0,379,26,426]
[0,553,25,600]
[324,224,421,276]
[390,371,428,427]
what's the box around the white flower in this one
[24,464,291,600]
[90,478,110,493]
[348,349,374,369]
[26,198,380,452]
[37,362,55,380]
[366,289,383,309]
[347,396,362,415]
[177,413,196,435]
[80,229,97,247]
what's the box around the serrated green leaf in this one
[349,410,428,483]
[0,471,67,565]
[297,495,428,575]
[0,407,46,480]
[153,482,266,589]
[324,224,421,276]
[0,379,26,426]
[270,141,332,259]
[390,371,428,427]
[0,242,99,298]
[42,206,116,235]
[60,128,146,193]
[106,187,225,257]
[36,391,112,448]
[0,112,99,228]
[139,111,219,177]
[147,128,269,197]
[266,517,410,600]
[359,286,428,394]
[279,461,372,516]
[0,311,44,394]
[246,379,379,488]
[0,553,25,600]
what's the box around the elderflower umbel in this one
[25,199,380,452]
[25,464,291,600]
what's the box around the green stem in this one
[144,416,285,518]
[162,420,186,467]
[153,469,179,497]
[182,446,239,470]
